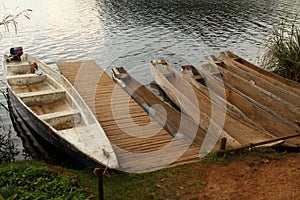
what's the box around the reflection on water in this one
[0,0,299,158]
[1,0,299,69]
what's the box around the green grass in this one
[67,162,205,200]
[0,160,92,200]
[0,148,295,200]
[261,18,300,82]
[102,164,204,200]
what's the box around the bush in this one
[0,161,92,199]
[0,130,19,163]
[261,18,300,82]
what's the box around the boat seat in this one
[7,74,47,86]
[6,63,30,70]
[39,109,80,121]
[6,61,29,67]
[6,73,43,79]
[6,62,31,75]
[18,88,66,106]
[40,109,82,130]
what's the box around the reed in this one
[261,19,300,82]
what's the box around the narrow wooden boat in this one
[111,67,218,148]
[201,60,300,147]
[150,60,279,147]
[223,51,300,95]
[3,54,118,169]
[217,52,300,108]
[205,55,300,126]
[181,65,262,128]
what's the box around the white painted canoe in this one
[2,54,118,169]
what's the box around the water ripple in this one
[0,0,299,156]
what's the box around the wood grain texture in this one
[57,61,201,171]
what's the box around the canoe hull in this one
[3,54,118,169]
[150,60,241,150]
[8,88,99,168]
[111,67,206,146]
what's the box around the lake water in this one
[1,0,299,159]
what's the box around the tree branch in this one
[0,9,32,32]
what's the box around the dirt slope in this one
[197,151,300,200]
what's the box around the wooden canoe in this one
[222,51,300,95]
[217,52,300,108]
[181,65,263,128]
[150,60,279,148]
[111,66,209,147]
[202,58,300,147]
[206,55,300,125]
[3,54,118,169]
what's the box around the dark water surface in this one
[0,0,299,158]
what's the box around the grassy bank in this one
[0,160,93,199]
[1,148,297,199]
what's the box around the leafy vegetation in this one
[0,148,294,199]
[0,130,19,164]
[0,161,92,200]
[261,18,300,82]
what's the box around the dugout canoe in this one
[206,55,300,123]
[150,60,280,147]
[222,51,300,95]
[181,64,262,128]
[182,62,300,147]
[202,57,300,147]
[217,52,300,108]
[111,66,222,148]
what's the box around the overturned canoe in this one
[150,60,279,148]
[3,54,118,169]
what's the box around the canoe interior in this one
[111,67,208,147]
[4,56,86,131]
[182,53,300,147]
